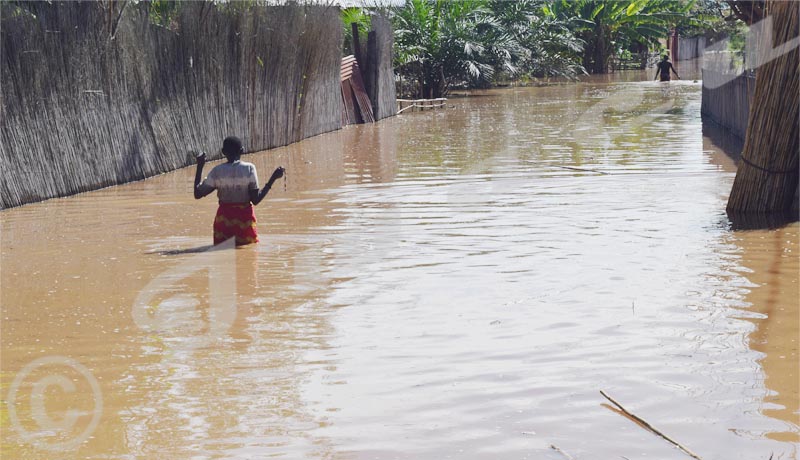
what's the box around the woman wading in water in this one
[194,136,284,246]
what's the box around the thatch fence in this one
[726,1,799,216]
[675,36,706,61]
[0,1,347,209]
[701,69,756,139]
[366,14,397,121]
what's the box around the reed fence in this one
[0,1,344,209]
[701,69,756,139]
[675,36,706,61]
[368,14,397,121]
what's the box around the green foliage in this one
[392,0,586,97]
[217,0,257,16]
[148,0,181,28]
[488,0,585,79]
[675,0,744,43]
[392,0,500,97]
[2,1,45,21]
[547,0,691,73]
[342,7,373,56]
[724,20,749,69]
[386,0,737,95]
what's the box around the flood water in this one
[2,65,798,459]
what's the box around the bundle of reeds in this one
[726,0,799,215]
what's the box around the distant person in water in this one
[194,136,284,246]
[654,55,680,82]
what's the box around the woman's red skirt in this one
[213,203,259,246]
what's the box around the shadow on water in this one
[146,239,254,255]
[148,245,216,255]
[703,119,744,163]
[728,211,800,231]
[704,120,799,231]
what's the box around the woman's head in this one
[222,136,243,162]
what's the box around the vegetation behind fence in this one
[0,1,343,209]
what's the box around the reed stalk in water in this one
[600,390,703,460]
[549,444,576,460]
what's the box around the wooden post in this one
[366,30,378,116]
[351,22,363,68]
[670,29,678,62]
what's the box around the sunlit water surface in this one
[2,66,798,459]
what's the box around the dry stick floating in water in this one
[600,390,703,460]
[549,444,576,460]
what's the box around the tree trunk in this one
[727,1,799,216]
[637,42,648,70]
[594,24,607,73]
[364,30,378,111]
[584,24,610,74]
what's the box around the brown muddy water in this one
[2,67,798,459]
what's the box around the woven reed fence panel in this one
[727,0,799,214]
[701,69,756,139]
[0,1,343,209]
[676,36,706,61]
[370,14,397,121]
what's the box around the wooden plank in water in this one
[348,64,375,123]
[340,55,375,124]
[341,80,358,125]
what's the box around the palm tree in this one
[489,0,585,79]
[341,7,372,57]
[392,0,505,98]
[392,0,587,97]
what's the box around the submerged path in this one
[2,68,798,459]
